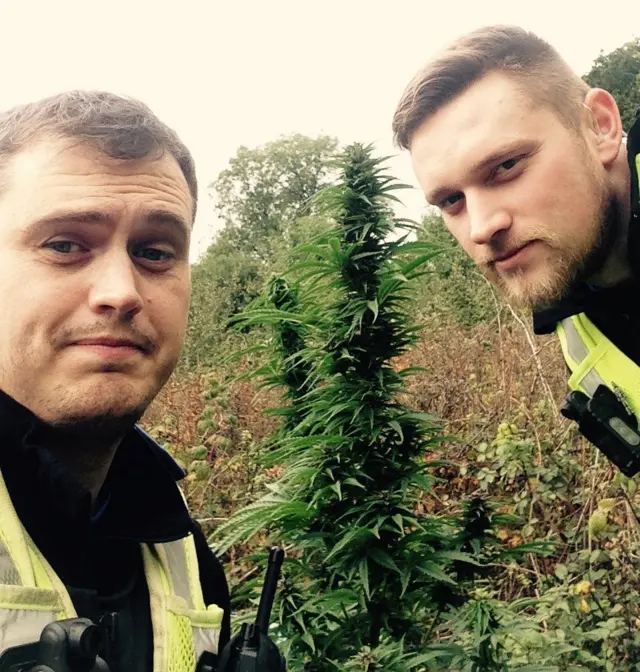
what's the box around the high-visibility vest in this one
[0,470,224,672]
[556,312,640,417]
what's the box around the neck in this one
[588,150,634,287]
[44,436,122,503]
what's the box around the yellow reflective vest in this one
[0,470,224,671]
[556,312,640,417]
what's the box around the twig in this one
[504,301,559,416]
[483,277,506,394]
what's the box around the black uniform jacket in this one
[0,389,231,672]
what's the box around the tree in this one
[181,134,339,370]
[584,38,640,131]
[210,134,339,260]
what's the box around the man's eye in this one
[440,193,463,209]
[134,247,174,262]
[494,157,519,176]
[44,241,83,254]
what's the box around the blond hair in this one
[392,25,590,149]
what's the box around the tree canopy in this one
[209,134,339,261]
[584,38,640,131]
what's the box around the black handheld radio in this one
[213,546,286,672]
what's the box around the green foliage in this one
[466,402,640,670]
[584,39,640,131]
[183,240,266,370]
[210,134,339,261]
[183,133,339,371]
[213,144,555,670]
[415,214,496,328]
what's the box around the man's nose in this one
[467,196,512,246]
[87,250,144,319]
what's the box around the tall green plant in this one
[214,144,551,671]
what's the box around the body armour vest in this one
[0,471,224,672]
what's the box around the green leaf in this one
[420,561,456,584]
[554,563,569,580]
[405,650,450,668]
[400,566,411,597]
[359,558,370,599]
[325,527,373,561]
[432,551,483,565]
[342,477,366,489]
[369,547,402,575]
[389,420,404,443]
[392,513,405,536]
[301,630,315,653]
[366,298,379,322]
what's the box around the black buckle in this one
[561,384,640,476]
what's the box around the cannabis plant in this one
[214,144,550,671]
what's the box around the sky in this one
[0,0,639,260]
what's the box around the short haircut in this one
[0,90,198,218]
[392,25,590,149]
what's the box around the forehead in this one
[1,136,194,225]
[410,72,559,195]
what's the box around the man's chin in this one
[45,405,146,440]
[36,387,156,439]
[496,269,572,312]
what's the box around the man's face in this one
[0,137,193,429]
[410,72,612,310]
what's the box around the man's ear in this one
[582,88,624,167]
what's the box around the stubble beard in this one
[486,193,619,312]
[1,351,175,445]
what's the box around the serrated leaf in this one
[420,561,456,584]
[366,299,379,322]
[389,420,404,443]
[405,650,450,668]
[393,513,405,536]
[433,551,483,565]
[400,566,411,597]
[325,527,372,561]
[359,558,370,599]
[369,547,402,575]
[301,630,315,653]
[329,481,342,500]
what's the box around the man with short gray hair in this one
[394,26,640,476]
[0,90,230,672]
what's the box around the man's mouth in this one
[69,336,153,358]
[493,243,530,263]
[491,242,536,271]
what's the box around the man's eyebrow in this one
[145,209,191,237]
[27,209,190,236]
[29,211,108,228]
[426,140,534,205]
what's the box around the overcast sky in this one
[1,0,638,259]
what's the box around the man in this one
[0,91,230,671]
[392,26,640,474]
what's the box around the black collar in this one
[0,388,193,545]
[532,282,639,335]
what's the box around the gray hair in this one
[0,90,198,218]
